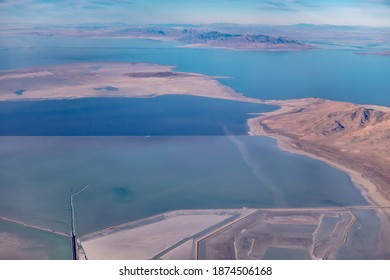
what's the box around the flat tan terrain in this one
[0,62,259,103]
[248,98,390,207]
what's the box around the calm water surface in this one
[0,136,367,235]
[0,219,71,260]
[1,36,389,105]
[0,96,276,136]
[0,35,386,258]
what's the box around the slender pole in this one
[70,185,89,260]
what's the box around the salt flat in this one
[79,207,390,260]
[80,212,235,260]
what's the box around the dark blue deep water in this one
[0,96,275,135]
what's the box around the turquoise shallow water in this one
[0,219,71,260]
[0,136,367,236]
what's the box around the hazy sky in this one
[1,0,390,27]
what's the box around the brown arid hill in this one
[248,98,390,207]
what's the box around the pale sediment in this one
[0,62,261,104]
[79,209,254,260]
[78,207,390,260]
[0,217,71,260]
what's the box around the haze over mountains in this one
[1,24,312,51]
[2,22,389,51]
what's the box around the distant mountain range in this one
[1,24,312,51]
[181,30,301,44]
[101,27,312,50]
[3,22,389,51]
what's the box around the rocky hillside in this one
[290,101,390,140]
[181,31,302,45]
[250,98,390,201]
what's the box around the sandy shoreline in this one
[249,125,387,207]
[247,99,390,209]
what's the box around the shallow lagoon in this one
[0,219,71,260]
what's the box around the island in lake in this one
[0,62,256,103]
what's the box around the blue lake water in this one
[1,35,390,105]
[0,35,386,258]
[0,96,275,136]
